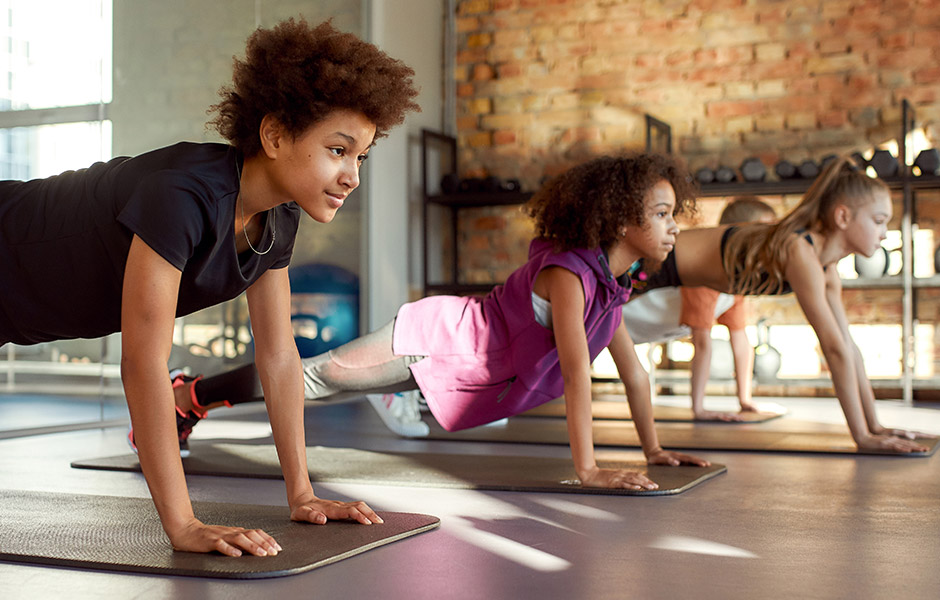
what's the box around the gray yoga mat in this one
[421,419,939,456]
[0,489,438,579]
[521,397,787,422]
[71,444,726,496]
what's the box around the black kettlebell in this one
[715,166,737,183]
[914,148,940,176]
[440,173,459,195]
[695,167,716,184]
[740,157,767,182]
[775,160,798,180]
[797,159,820,179]
[753,318,782,383]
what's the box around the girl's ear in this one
[833,203,852,229]
[259,114,285,159]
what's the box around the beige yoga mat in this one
[422,418,939,456]
[0,489,438,579]
[521,396,787,422]
[71,444,726,496]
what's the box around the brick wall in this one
[454,0,939,181]
[449,0,940,338]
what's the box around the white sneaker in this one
[366,391,430,438]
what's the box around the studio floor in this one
[1,392,939,600]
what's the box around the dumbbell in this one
[851,152,868,170]
[797,159,819,179]
[914,148,940,176]
[695,167,716,184]
[500,178,522,192]
[458,177,484,193]
[440,173,459,195]
[774,160,798,180]
[715,165,737,183]
[869,149,899,178]
[740,157,767,182]
[482,175,501,193]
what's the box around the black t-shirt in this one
[0,142,300,345]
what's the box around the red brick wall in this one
[455,0,940,182]
[448,0,940,338]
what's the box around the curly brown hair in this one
[208,18,420,157]
[525,153,697,251]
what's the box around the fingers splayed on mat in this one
[289,494,384,526]
[579,466,660,490]
[647,448,711,467]
[172,520,282,557]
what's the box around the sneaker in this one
[127,406,203,458]
[127,371,205,458]
[366,391,430,438]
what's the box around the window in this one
[0,0,112,179]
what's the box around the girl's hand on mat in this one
[647,449,711,468]
[170,520,281,557]
[857,433,928,453]
[290,496,384,526]
[878,427,937,441]
[580,467,659,491]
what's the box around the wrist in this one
[644,445,663,457]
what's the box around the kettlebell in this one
[753,318,782,383]
[854,247,889,279]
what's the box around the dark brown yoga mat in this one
[0,489,438,579]
[521,396,787,422]
[421,419,940,456]
[71,444,726,496]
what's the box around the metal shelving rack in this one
[697,99,938,403]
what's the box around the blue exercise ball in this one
[289,263,360,358]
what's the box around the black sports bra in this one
[720,226,820,295]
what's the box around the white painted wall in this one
[363,0,444,330]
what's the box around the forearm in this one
[822,342,870,442]
[258,351,315,504]
[728,329,753,406]
[688,329,711,410]
[563,371,598,478]
[851,343,882,433]
[623,368,661,456]
[122,354,196,534]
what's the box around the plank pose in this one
[622,196,777,421]
[632,156,931,452]
[0,19,420,556]
[167,153,712,489]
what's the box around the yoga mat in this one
[72,444,726,496]
[421,419,940,456]
[0,489,438,579]
[521,397,787,422]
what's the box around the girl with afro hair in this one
[0,18,419,557]
[181,153,713,491]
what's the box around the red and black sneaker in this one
[127,405,204,458]
[127,370,205,458]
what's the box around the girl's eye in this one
[330,147,345,157]
[358,154,369,163]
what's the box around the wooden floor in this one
[1,393,939,599]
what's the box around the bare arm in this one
[608,320,710,467]
[543,267,654,490]
[245,267,382,525]
[788,241,925,452]
[821,267,930,448]
[727,327,756,411]
[122,235,279,556]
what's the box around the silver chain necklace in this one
[236,158,276,255]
